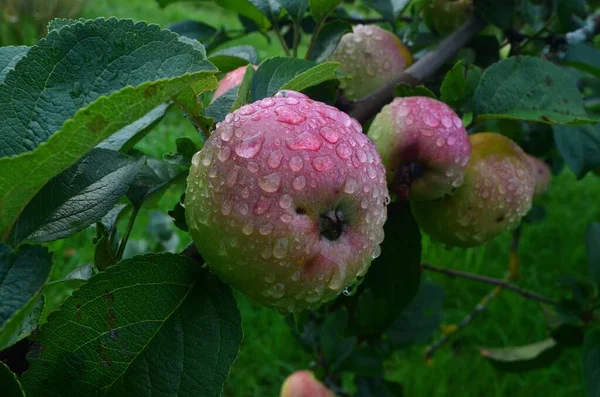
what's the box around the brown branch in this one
[421,263,558,305]
[347,16,488,123]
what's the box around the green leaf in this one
[278,0,309,23]
[0,46,28,83]
[96,104,170,152]
[168,194,188,232]
[309,0,342,23]
[281,61,339,92]
[394,84,437,99]
[301,79,340,105]
[9,149,144,244]
[480,338,561,371]
[126,157,188,208]
[475,0,514,29]
[21,253,243,397]
[586,222,600,288]
[440,60,482,111]
[339,347,383,377]
[386,280,445,347]
[232,64,257,111]
[209,45,259,73]
[319,307,355,372]
[584,330,600,397]
[564,44,600,79]
[473,57,595,125]
[0,244,52,326]
[0,295,44,351]
[308,21,351,63]
[553,124,600,178]
[362,0,410,22]
[0,18,218,240]
[249,0,282,24]
[206,87,239,122]
[556,0,586,33]
[0,362,25,397]
[250,57,338,101]
[167,19,217,41]
[349,202,422,337]
[158,0,271,30]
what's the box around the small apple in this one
[185,91,388,311]
[212,64,258,102]
[422,0,474,36]
[411,132,535,247]
[526,155,551,198]
[368,96,471,201]
[280,371,334,397]
[328,24,413,101]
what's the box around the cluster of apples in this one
[184,18,550,314]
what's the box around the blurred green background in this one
[2,0,599,395]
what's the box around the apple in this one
[280,371,334,397]
[185,90,389,312]
[526,155,551,198]
[328,24,413,101]
[411,132,535,247]
[422,0,474,36]
[212,64,258,102]
[368,96,471,201]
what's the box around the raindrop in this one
[253,196,271,215]
[312,156,335,172]
[289,156,304,172]
[259,223,273,235]
[258,172,282,193]
[319,127,339,143]
[344,177,358,194]
[247,162,259,173]
[273,238,289,259]
[286,131,322,151]
[336,143,353,159]
[235,132,265,158]
[268,150,283,169]
[293,176,306,190]
[279,194,293,209]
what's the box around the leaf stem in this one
[115,205,140,261]
[273,23,291,56]
[292,22,300,58]
[421,263,558,305]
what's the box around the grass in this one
[37,1,600,396]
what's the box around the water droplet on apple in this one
[286,131,322,151]
[319,126,339,143]
[258,172,281,192]
[312,156,335,172]
[273,238,289,259]
[293,176,306,190]
[344,177,358,194]
[279,194,293,209]
[235,131,264,158]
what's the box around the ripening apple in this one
[185,90,389,312]
[411,132,535,247]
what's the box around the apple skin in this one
[280,371,335,397]
[411,133,535,247]
[185,91,388,312]
[422,0,474,36]
[526,155,551,198]
[328,24,413,101]
[212,65,258,102]
[367,96,471,201]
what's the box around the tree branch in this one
[347,16,488,124]
[421,263,558,305]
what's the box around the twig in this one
[333,16,414,24]
[115,205,140,261]
[421,263,558,305]
[425,283,505,360]
[273,23,291,56]
[509,226,522,279]
[347,16,488,123]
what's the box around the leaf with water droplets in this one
[473,57,596,125]
[21,253,242,397]
[0,18,218,240]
